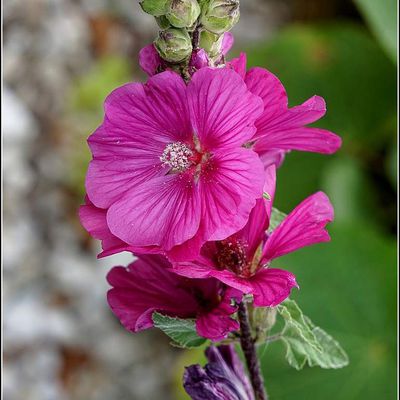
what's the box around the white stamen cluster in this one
[160,142,193,172]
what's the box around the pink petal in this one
[190,49,209,70]
[253,94,341,154]
[107,173,201,250]
[228,53,247,79]
[107,255,200,332]
[262,192,334,262]
[169,149,265,262]
[86,71,192,209]
[221,32,234,56]
[245,67,288,140]
[104,72,191,143]
[196,288,240,341]
[230,164,276,257]
[188,67,263,150]
[258,149,287,169]
[79,199,129,256]
[199,148,264,241]
[79,197,161,258]
[254,126,342,155]
[171,260,254,293]
[139,44,161,76]
[249,268,298,307]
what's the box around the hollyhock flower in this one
[107,254,241,341]
[184,344,254,400]
[228,53,342,168]
[172,165,334,307]
[85,67,264,261]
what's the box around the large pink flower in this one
[171,165,334,307]
[107,254,240,341]
[84,67,264,260]
[229,53,342,168]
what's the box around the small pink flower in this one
[171,165,334,307]
[107,254,241,341]
[138,44,162,76]
[84,67,264,260]
[229,53,342,168]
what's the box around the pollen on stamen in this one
[160,142,194,172]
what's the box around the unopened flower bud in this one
[154,28,193,63]
[199,30,223,57]
[201,0,240,35]
[166,0,201,28]
[156,15,172,29]
[140,0,170,16]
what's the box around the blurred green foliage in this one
[354,0,397,62]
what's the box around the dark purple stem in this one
[237,301,268,400]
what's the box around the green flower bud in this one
[166,0,201,28]
[199,30,223,57]
[154,28,193,63]
[140,0,170,17]
[156,15,172,29]
[201,0,239,35]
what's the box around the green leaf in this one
[268,207,287,233]
[278,300,349,370]
[278,299,322,353]
[354,0,397,62]
[278,300,349,369]
[152,312,207,348]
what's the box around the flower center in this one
[160,142,194,172]
[216,239,251,278]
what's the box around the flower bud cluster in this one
[140,0,240,68]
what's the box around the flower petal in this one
[79,199,130,257]
[188,67,263,149]
[196,288,240,341]
[86,71,192,208]
[199,148,265,242]
[245,67,288,139]
[249,268,298,307]
[139,44,161,76]
[171,259,254,293]
[107,173,201,250]
[106,255,200,332]
[262,191,334,262]
[253,95,341,154]
[228,52,247,79]
[221,32,234,56]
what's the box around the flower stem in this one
[237,301,268,400]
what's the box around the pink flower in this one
[138,44,162,76]
[171,165,334,307]
[107,254,241,341]
[229,53,342,168]
[84,67,264,260]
